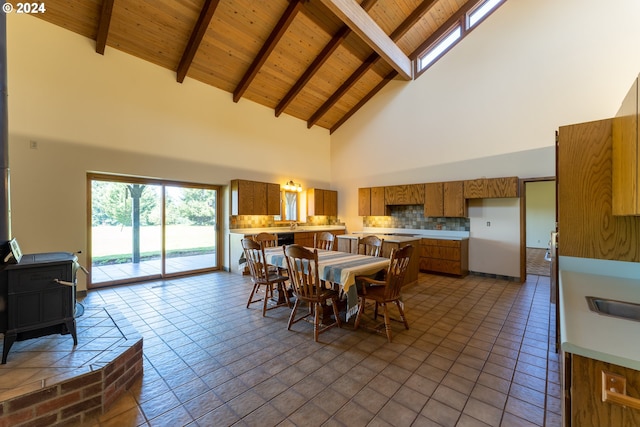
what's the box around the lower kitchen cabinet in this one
[381,240,420,285]
[565,353,640,427]
[419,238,468,276]
[295,230,344,249]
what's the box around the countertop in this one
[229,225,346,235]
[560,257,640,370]
[348,228,470,241]
[336,234,421,243]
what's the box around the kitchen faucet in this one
[290,222,298,230]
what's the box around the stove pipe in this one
[0,12,10,249]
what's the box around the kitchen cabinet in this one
[424,183,443,217]
[558,119,640,261]
[419,238,468,276]
[296,230,344,249]
[463,177,519,199]
[307,188,338,216]
[612,74,640,216]
[230,179,280,216]
[381,239,420,285]
[384,184,424,205]
[424,181,467,217]
[294,231,315,248]
[565,353,640,426]
[358,187,387,216]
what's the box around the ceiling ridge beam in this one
[233,0,304,103]
[95,0,115,55]
[410,0,481,59]
[310,0,435,128]
[307,52,378,128]
[319,0,412,80]
[330,70,397,134]
[275,0,378,117]
[177,0,221,84]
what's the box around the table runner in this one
[264,247,389,320]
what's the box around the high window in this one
[415,0,506,76]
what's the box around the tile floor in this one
[71,270,561,427]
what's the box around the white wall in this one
[526,181,556,248]
[331,0,640,276]
[7,15,331,289]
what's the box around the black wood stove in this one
[0,251,79,364]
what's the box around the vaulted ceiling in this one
[32,0,484,133]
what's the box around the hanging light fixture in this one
[284,180,302,192]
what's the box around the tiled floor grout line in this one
[38,271,565,426]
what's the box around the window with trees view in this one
[89,174,219,287]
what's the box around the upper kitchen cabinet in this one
[612,74,640,216]
[230,179,280,216]
[358,187,387,216]
[444,181,467,217]
[424,181,467,217]
[384,184,425,205]
[424,183,444,217]
[464,177,519,199]
[307,188,338,216]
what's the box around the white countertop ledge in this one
[560,262,640,370]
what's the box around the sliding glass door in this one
[164,186,217,275]
[89,174,219,288]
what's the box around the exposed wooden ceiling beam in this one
[331,70,397,134]
[95,0,115,55]
[177,0,220,83]
[310,0,436,127]
[390,0,439,40]
[233,0,304,103]
[319,0,412,80]
[307,52,378,128]
[275,0,378,117]
[275,26,349,117]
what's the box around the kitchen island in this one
[338,228,470,277]
[559,256,640,426]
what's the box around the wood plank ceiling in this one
[31,0,476,133]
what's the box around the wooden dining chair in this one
[314,231,335,250]
[354,244,413,342]
[283,244,342,342]
[358,235,384,257]
[242,238,290,316]
[254,232,278,248]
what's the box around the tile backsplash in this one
[230,215,342,229]
[363,205,470,231]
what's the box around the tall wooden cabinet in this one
[612,73,640,216]
[558,119,640,261]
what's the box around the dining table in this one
[263,246,390,320]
